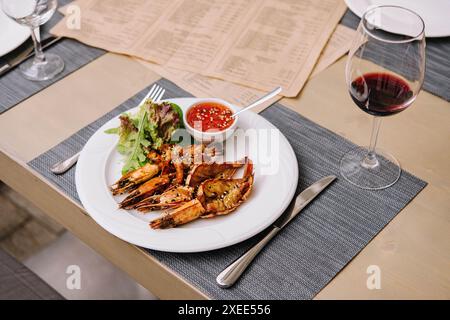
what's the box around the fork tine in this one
[159,89,166,102]
[148,84,158,99]
[137,84,165,107]
[152,86,163,102]
[148,84,157,96]
[138,84,157,106]
[155,89,165,103]
[149,85,161,101]
[148,84,159,100]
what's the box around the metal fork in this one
[50,84,166,174]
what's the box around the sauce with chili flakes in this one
[187,102,234,132]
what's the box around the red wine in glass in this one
[341,5,425,190]
[350,73,414,116]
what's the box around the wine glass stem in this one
[362,116,382,169]
[30,26,46,64]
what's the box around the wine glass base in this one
[340,146,401,190]
[19,53,64,81]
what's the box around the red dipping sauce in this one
[187,102,234,132]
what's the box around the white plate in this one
[0,10,30,57]
[345,0,450,38]
[76,98,298,253]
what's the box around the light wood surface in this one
[0,52,448,299]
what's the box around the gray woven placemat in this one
[0,0,105,114]
[28,78,427,299]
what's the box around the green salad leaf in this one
[105,100,183,174]
[170,103,184,128]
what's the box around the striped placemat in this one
[0,0,105,114]
[28,78,427,299]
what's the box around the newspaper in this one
[52,0,348,97]
[135,24,356,112]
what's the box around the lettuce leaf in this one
[146,101,183,148]
[105,100,183,174]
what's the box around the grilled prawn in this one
[111,163,160,195]
[150,158,254,229]
[135,185,193,212]
[150,199,205,229]
[119,175,172,209]
[197,158,253,218]
[185,161,244,188]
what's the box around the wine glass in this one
[340,5,425,190]
[1,0,64,81]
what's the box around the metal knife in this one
[0,36,62,77]
[216,175,336,288]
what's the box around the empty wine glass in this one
[1,0,64,81]
[341,6,426,190]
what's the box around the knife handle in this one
[0,64,11,77]
[216,227,280,288]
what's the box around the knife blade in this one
[274,175,336,229]
[0,36,62,77]
[0,42,34,75]
[216,175,337,288]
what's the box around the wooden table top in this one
[0,53,449,299]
